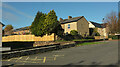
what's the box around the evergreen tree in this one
[30,10,64,37]
[30,11,46,36]
[53,21,64,36]
[44,10,58,34]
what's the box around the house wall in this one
[88,21,95,28]
[77,17,89,36]
[0,24,2,47]
[61,24,65,29]
[97,28,108,38]
[61,22,77,34]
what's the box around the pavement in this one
[2,40,119,66]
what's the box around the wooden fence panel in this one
[2,33,55,42]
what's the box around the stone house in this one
[60,16,89,37]
[88,21,108,38]
[13,26,31,35]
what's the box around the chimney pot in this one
[68,16,72,19]
[59,18,63,22]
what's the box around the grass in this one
[55,39,94,42]
[76,41,108,46]
[55,40,69,42]
[72,39,94,41]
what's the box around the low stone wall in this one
[108,38,112,40]
[33,41,60,47]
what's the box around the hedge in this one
[108,35,119,39]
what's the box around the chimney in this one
[59,18,63,22]
[68,16,72,19]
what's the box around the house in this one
[60,16,89,37]
[101,23,109,32]
[13,26,31,35]
[0,22,5,47]
[88,21,108,38]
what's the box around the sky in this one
[2,2,118,29]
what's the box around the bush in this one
[59,34,83,41]
[108,35,119,39]
[73,35,83,39]
[95,32,100,36]
[25,33,30,35]
[70,30,78,36]
[58,30,83,41]
[64,34,74,41]
[85,36,95,39]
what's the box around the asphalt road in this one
[2,40,119,66]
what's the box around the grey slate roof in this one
[90,21,105,28]
[13,26,30,32]
[60,16,84,24]
[0,22,5,27]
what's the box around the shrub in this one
[85,36,95,39]
[92,27,98,36]
[25,33,30,35]
[70,30,78,36]
[64,34,74,41]
[108,35,119,39]
[73,35,83,39]
[95,32,100,36]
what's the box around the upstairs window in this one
[68,24,70,29]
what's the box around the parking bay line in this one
[15,57,22,62]
[43,57,46,63]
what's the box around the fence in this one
[2,33,55,42]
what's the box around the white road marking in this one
[25,57,29,60]
[15,57,22,62]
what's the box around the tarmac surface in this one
[2,40,119,66]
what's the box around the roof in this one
[90,21,105,28]
[13,26,30,32]
[0,22,5,27]
[101,23,108,27]
[60,16,84,24]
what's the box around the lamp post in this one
[102,18,105,42]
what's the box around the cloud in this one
[2,3,33,19]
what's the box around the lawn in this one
[72,39,94,41]
[55,39,94,42]
[55,40,69,42]
[76,41,108,46]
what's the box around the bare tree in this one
[104,11,118,34]
[118,12,120,33]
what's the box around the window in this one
[68,24,70,29]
